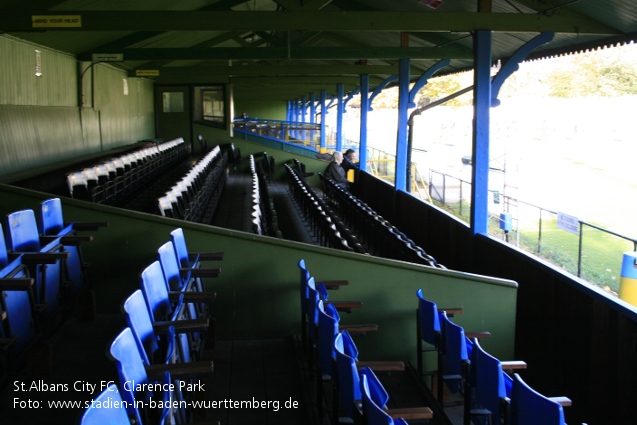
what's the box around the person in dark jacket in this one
[342,149,359,173]
[324,151,349,190]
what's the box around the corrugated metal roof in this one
[0,0,636,97]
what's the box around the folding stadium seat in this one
[39,198,106,295]
[108,328,213,425]
[298,258,348,347]
[415,289,463,385]
[509,373,570,425]
[360,372,428,425]
[333,331,409,424]
[170,228,223,294]
[470,337,515,425]
[4,209,69,317]
[438,311,491,407]
[316,301,379,420]
[140,261,213,357]
[66,172,91,201]
[79,383,131,425]
[359,367,433,423]
[0,224,39,362]
[123,289,213,368]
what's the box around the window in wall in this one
[194,86,225,128]
[162,92,184,112]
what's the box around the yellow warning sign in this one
[32,15,82,28]
[136,70,160,77]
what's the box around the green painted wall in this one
[233,99,286,122]
[0,35,154,178]
[0,183,517,365]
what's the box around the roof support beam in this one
[80,46,473,61]
[3,11,619,34]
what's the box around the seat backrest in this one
[170,228,193,269]
[40,198,66,236]
[416,289,441,346]
[472,338,507,423]
[317,301,339,377]
[298,259,310,315]
[109,327,151,425]
[140,260,176,322]
[80,383,131,425]
[440,311,469,376]
[5,209,41,252]
[334,331,360,419]
[359,367,390,410]
[0,223,9,269]
[360,374,394,425]
[158,241,184,291]
[123,289,162,366]
[510,373,565,425]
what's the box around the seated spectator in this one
[324,151,349,190]
[342,149,360,173]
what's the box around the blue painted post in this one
[395,58,410,192]
[320,90,327,150]
[336,83,344,152]
[309,93,316,146]
[359,74,369,172]
[471,30,492,235]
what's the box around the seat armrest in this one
[440,307,464,315]
[500,360,527,370]
[327,300,362,313]
[339,324,378,333]
[153,318,209,334]
[167,291,216,303]
[320,279,348,290]
[356,361,405,372]
[466,331,491,339]
[19,251,70,264]
[66,221,109,231]
[146,361,214,380]
[190,252,224,261]
[549,396,572,407]
[387,407,434,420]
[180,267,220,278]
[0,277,34,290]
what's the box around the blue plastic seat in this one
[439,311,472,400]
[0,224,38,359]
[39,198,95,295]
[360,374,409,425]
[334,330,363,420]
[140,261,211,359]
[471,338,511,425]
[170,227,223,294]
[510,373,566,425]
[109,327,158,425]
[123,289,175,366]
[79,383,131,425]
[5,209,68,316]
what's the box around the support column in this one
[471,30,492,235]
[395,58,410,192]
[336,83,344,152]
[320,90,327,150]
[359,74,369,172]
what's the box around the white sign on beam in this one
[557,212,579,235]
[92,53,124,62]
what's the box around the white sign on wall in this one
[557,212,579,235]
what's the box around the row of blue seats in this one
[0,199,106,376]
[80,227,222,424]
[67,138,189,206]
[286,164,367,253]
[157,145,228,223]
[320,173,445,269]
[250,153,281,238]
[417,290,575,425]
[298,259,435,424]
